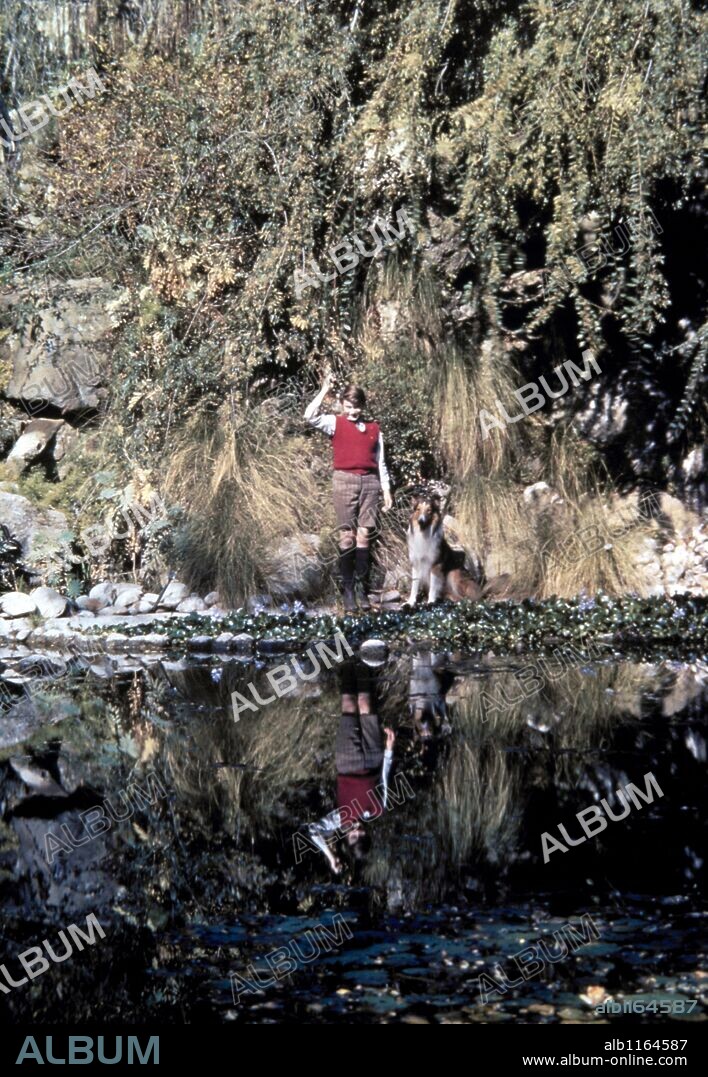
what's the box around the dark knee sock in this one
[339,546,355,586]
[355,546,370,584]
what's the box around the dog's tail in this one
[445,569,483,602]
[480,573,524,600]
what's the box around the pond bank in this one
[0,594,705,661]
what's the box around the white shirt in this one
[305,749,394,862]
[304,403,391,494]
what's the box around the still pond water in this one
[0,646,705,1024]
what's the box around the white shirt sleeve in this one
[377,433,391,493]
[306,810,342,863]
[378,749,394,810]
[304,400,336,436]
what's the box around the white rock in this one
[359,638,388,666]
[136,598,157,613]
[89,581,117,607]
[177,596,207,613]
[232,633,255,652]
[113,585,143,609]
[30,586,67,618]
[0,592,38,617]
[7,419,66,470]
[204,591,221,607]
[75,596,105,612]
[115,581,143,596]
[158,581,189,609]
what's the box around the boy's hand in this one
[384,727,396,750]
[321,371,333,395]
[383,490,393,511]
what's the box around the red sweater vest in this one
[332,415,380,474]
[337,774,384,820]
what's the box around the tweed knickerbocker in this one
[332,470,381,531]
[335,713,384,775]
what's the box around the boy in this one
[305,374,393,612]
[302,659,396,873]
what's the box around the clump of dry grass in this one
[165,399,327,605]
[539,493,655,598]
[434,351,658,597]
[436,339,531,478]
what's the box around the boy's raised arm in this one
[304,374,336,435]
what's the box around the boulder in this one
[257,638,290,655]
[204,591,221,607]
[3,277,129,415]
[30,586,67,618]
[359,638,388,666]
[186,635,213,651]
[0,592,38,618]
[113,585,143,610]
[157,581,189,609]
[0,490,68,562]
[88,581,117,608]
[262,533,324,598]
[52,423,81,469]
[6,419,66,473]
[75,595,105,613]
[176,595,207,613]
[232,633,255,653]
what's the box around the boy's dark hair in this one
[341,384,366,409]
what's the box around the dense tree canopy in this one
[0,0,705,598]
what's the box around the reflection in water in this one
[0,647,705,1023]
[301,661,396,875]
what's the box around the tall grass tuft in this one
[433,350,658,598]
[165,400,327,605]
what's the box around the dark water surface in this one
[0,646,705,1024]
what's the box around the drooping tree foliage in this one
[0,0,705,598]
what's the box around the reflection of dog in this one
[405,495,515,606]
[409,651,454,737]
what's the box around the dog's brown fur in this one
[406,495,514,605]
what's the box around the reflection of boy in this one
[305,662,395,873]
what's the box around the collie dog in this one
[405,495,483,606]
[405,495,516,606]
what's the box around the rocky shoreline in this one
[1,588,705,662]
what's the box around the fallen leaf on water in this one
[580,985,608,1006]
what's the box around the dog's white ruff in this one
[407,523,444,604]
